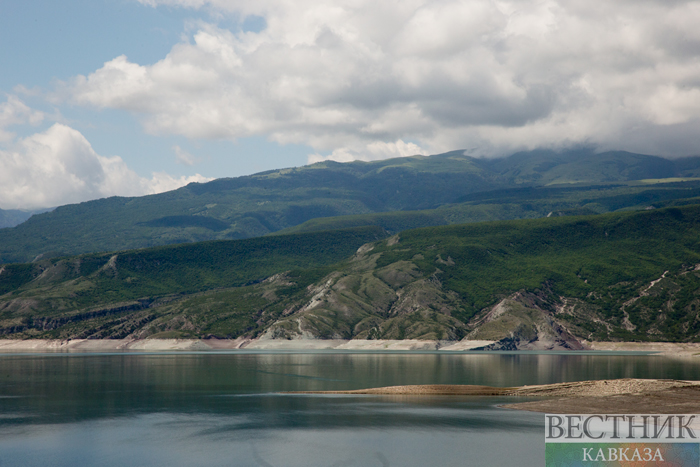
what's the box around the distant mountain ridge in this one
[0,208,36,229]
[2,148,700,264]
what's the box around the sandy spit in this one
[292,379,700,414]
[291,379,700,397]
[289,385,515,396]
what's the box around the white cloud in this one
[308,139,426,163]
[643,85,700,125]
[0,95,44,143]
[173,145,199,165]
[66,0,700,161]
[0,124,211,210]
[148,171,211,193]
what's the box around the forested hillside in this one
[3,205,700,347]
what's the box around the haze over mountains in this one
[0,210,33,230]
[2,148,700,264]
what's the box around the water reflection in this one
[1,352,699,425]
[1,352,698,467]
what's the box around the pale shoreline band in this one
[1,338,699,355]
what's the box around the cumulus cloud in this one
[0,123,211,209]
[0,95,44,143]
[67,0,700,161]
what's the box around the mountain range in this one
[2,203,700,348]
[3,148,700,347]
[2,148,700,264]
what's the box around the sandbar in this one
[291,379,700,414]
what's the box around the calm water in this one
[1,351,699,467]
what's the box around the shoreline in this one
[0,338,495,352]
[0,338,698,355]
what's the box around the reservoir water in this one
[1,351,699,466]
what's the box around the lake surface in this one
[1,351,700,467]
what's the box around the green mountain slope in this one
[2,149,700,264]
[264,205,700,346]
[3,206,700,345]
[0,151,496,263]
[0,226,388,338]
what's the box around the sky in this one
[1,0,700,210]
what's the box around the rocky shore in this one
[503,379,700,413]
